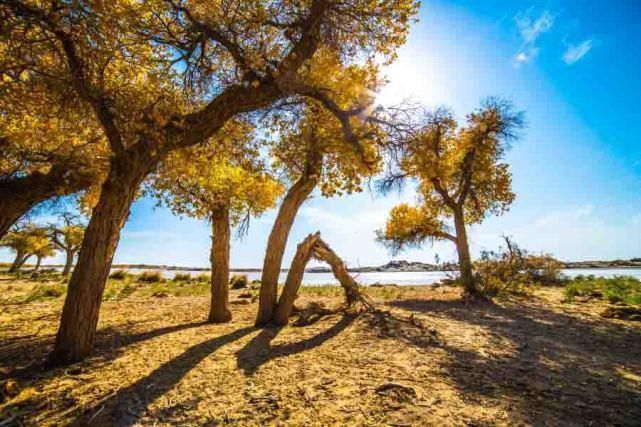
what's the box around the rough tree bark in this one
[0,164,94,240]
[313,238,360,306]
[453,208,477,296]
[62,249,74,276]
[208,207,232,323]
[256,151,322,326]
[34,255,42,271]
[48,148,155,365]
[273,232,321,326]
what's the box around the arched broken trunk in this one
[272,232,363,326]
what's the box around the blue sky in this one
[3,0,641,267]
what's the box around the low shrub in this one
[229,274,248,289]
[109,269,129,280]
[173,273,192,282]
[196,273,210,282]
[565,275,641,305]
[474,237,564,298]
[137,270,163,283]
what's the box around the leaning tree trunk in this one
[208,207,232,323]
[273,232,321,326]
[62,249,74,276]
[313,238,360,306]
[34,255,42,271]
[8,250,26,273]
[255,175,319,326]
[0,164,94,240]
[13,253,31,272]
[453,208,477,296]
[48,149,155,365]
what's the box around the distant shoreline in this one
[18,258,641,273]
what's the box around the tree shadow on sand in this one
[73,326,255,426]
[388,298,641,426]
[236,314,356,376]
[0,320,208,380]
[73,315,356,425]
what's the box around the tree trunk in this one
[208,207,232,323]
[255,175,319,325]
[313,238,361,306]
[48,149,155,365]
[8,250,25,273]
[0,164,94,240]
[15,253,31,272]
[62,249,74,276]
[34,255,42,271]
[453,209,477,296]
[273,232,321,326]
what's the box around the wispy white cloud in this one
[516,10,555,43]
[513,9,554,67]
[562,39,593,65]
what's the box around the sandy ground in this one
[0,276,640,426]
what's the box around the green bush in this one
[109,269,129,280]
[137,270,163,283]
[229,274,248,289]
[565,275,641,305]
[173,273,192,282]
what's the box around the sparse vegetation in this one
[229,274,249,289]
[565,275,641,306]
[24,283,66,302]
[109,269,130,280]
[474,237,564,298]
[137,270,163,283]
[195,273,210,283]
[173,273,192,282]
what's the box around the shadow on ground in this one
[66,315,355,425]
[236,314,356,375]
[388,297,641,426]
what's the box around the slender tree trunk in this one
[208,207,232,323]
[255,177,318,325]
[453,208,477,296]
[255,148,322,326]
[62,249,74,276]
[313,238,361,306]
[8,251,25,273]
[34,255,42,271]
[48,149,155,365]
[273,232,321,326]
[15,254,31,272]
[0,165,93,240]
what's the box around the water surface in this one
[121,268,641,286]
